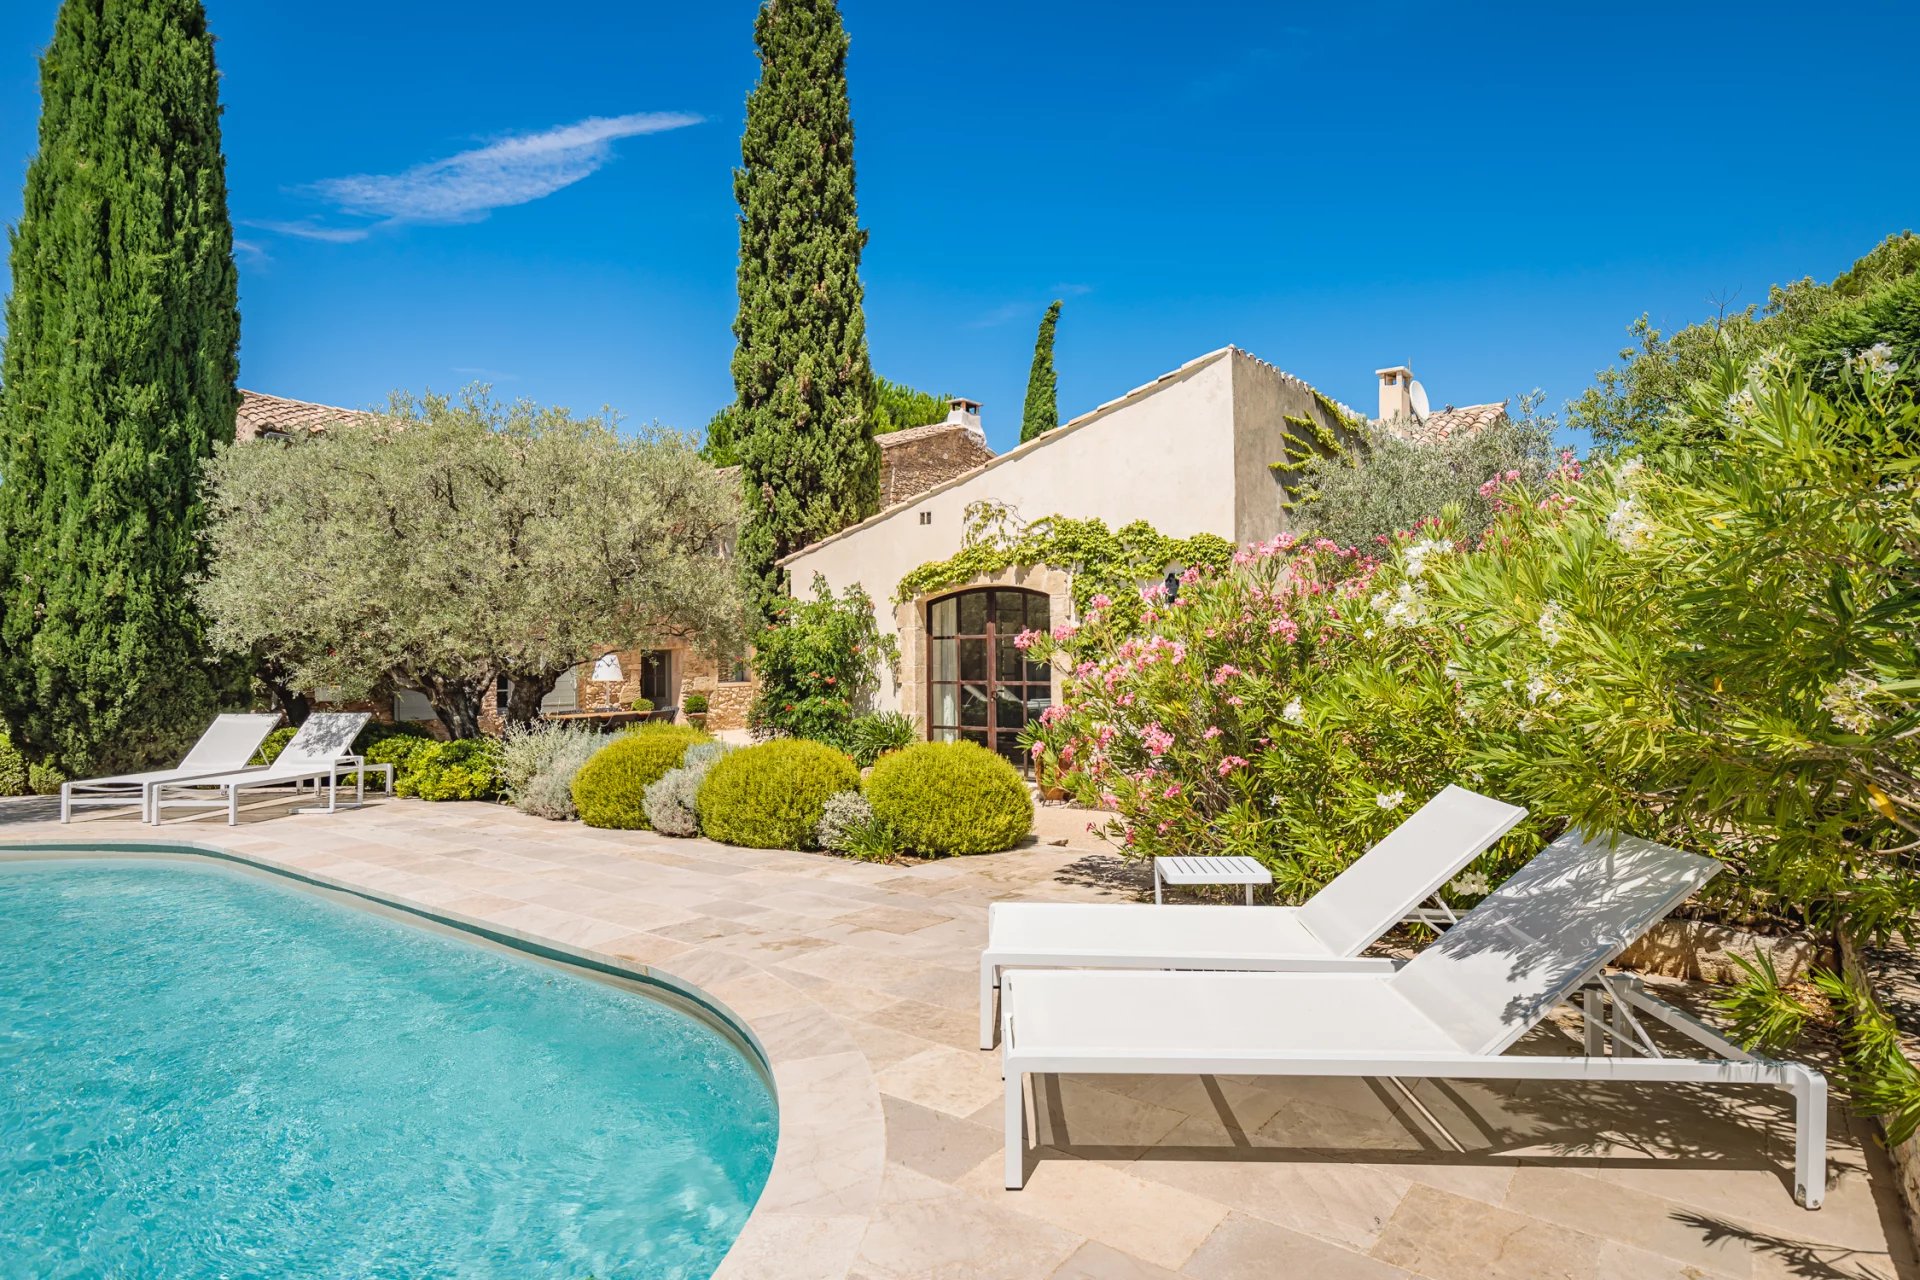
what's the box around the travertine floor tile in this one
[1370,1183,1602,1280]
[1183,1212,1413,1280]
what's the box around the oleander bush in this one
[697,739,859,849]
[571,724,710,829]
[395,737,503,801]
[865,741,1033,857]
[0,731,28,796]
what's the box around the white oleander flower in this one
[1537,602,1567,648]
[1822,672,1879,736]
[1851,342,1900,378]
[1281,697,1305,725]
[1606,497,1654,551]
[1448,871,1491,897]
[1375,790,1406,810]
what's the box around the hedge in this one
[571,724,710,829]
[696,739,859,849]
[865,740,1032,856]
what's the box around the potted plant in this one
[628,696,654,718]
[681,691,709,729]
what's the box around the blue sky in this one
[2,2,1916,453]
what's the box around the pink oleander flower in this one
[1156,821,1172,835]
[1162,783,1183,799]
[1051,621,1077,641]
[1090,593,1112,610]
[1142,583,1168,602]
[1142,723,1175,756]
[1179,565,1202,585]
[1210,664,1242,686]
[1099,791,1119,808]
[1267,617,1299,642]
[1029,740,1045,758]
[1039,704,1067,726]
[1217,755,1250,776]
[1203,725,1222,740]
[1226,695,1245,707]
[1013,628,1037,650]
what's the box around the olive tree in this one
[198,390,746,738]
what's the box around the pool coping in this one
[0,836,883,1280]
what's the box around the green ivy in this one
[895,507,1232,629]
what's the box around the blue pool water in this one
[0,858,776,1279]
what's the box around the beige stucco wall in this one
[783,347,1347,719]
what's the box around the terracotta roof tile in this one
[1378,401,1508,443]
[235,389,377,441]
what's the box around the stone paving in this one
[2,793,1915,1280]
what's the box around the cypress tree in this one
[1020,300,1062,443]
[0,0,241,776]
[731,0,877,615]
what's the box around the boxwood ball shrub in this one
[866,741,1033,856]
[571,724,710,829]
[697,739,860,849]
[396,738,503,801]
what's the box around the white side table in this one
[1153,855,1273,905]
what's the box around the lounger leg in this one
[1583,987,1605,1056]
[1004,1068,1026,1189]
[228,786,238,826]
[60,783,71,824]
[980,957,999,1051]
[328,775,338,814]
[1791,1066,1827,1208]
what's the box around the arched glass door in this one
[927,588,1051,770]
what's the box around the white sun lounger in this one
[1000,830,1827,1208]
[149,711,385,826]
[980,785,1527,1047]
[60,713,282,824]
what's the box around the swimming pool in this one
[0,857,777,1279]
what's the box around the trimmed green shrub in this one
[571,724,710,829]
[866,741,1033,856]
[697,739,860,849]
[682,692,710,715]
[0,730,28,796]
[363,731,437,787]
[27,761,66,797]
[630,696,654,714]
[395,738,502,801]
[250,726,295,765]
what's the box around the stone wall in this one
[877,423,995,509]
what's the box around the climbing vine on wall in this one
[1271,391,1366,499]
[895,503,1233,631]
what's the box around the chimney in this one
[1374,366,1414,422]
[945,397,984,440]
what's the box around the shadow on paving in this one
[0,796,62,827]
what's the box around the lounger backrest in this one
[1296,785,1528,956]
[178,713,283,770]
[274,711,371,765]
[1389,830,1720,1055]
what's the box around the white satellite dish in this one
[1409,379,1431,418]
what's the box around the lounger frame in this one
[149,758,395,826]
[1000,967,1826,1208]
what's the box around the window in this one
[926,588,1051,772]
[721,649,752,684]
[495,673,510,714]
[918,510,932,525]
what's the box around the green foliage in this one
[1569,232,1920,450]
[200,389,745,738]
[0,0,242,777]
[643,744,731,837]
[1288,398,1557,548]
[696,738,860,848]
[896,506,1233,635]
[1429,368,1920,940]
[865,741,1033,857]
[751,575,899,742]
[682,692,710,715]
[700,403,742,467]
[27,762,66,797]
[394,738,502,802]
[1790,272,1920,408]
[731,0,878,615]
[1813,968,1920,1146]
[629,697,654,714]
[570,724,710,829]
[1020,301,1062,443]
[872,376,949,434]
[0,731,28,796]
[1717,952,1816,1055]
[497,720,599,819]
[250,726,297,765]
[815,789,899,861]
[842,711,917,767]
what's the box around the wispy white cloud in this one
[245,219,372,244]
[1049,282,1094,298]
[231,237,271,263]
[255,111,702,243]
[311,112,702,223]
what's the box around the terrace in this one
[5,797,1910,1280]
